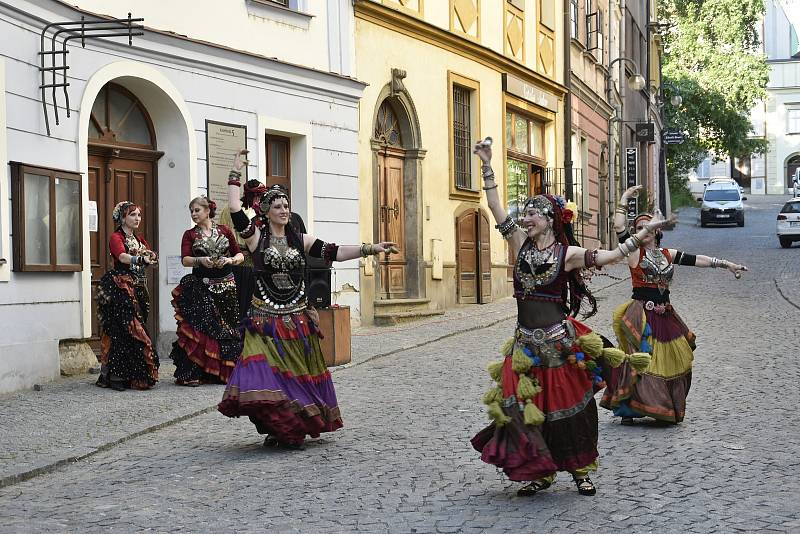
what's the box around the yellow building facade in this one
[354,0,566,324]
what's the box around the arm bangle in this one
[617,243,631,257]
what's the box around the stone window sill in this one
[246,0,314,30]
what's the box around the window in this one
[266,135,291,196]
[791,25,800,58]
[584,0,594,48]
[570,0,579,39]
[506,110,545,159]
[453,85,472,189]
[266,0,289,6]
[788,109,800,133]
[10,162,83,272]
[595,10,605,62]
[506,159,529,222]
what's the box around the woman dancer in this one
[96,202,159,391]
[170,196,244,386]
[218,150,396,449]
[600,185,747,425]
[470,139,669,497]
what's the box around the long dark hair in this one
[538,194,597,318]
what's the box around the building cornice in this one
[3,0,366,99]
[354,0,567,96]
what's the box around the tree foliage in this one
[659,0,768,186]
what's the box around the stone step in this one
[374,308,445,326]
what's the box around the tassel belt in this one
[515,320,570,345]
[202,272,236,294]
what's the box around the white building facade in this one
[0,0,364,394]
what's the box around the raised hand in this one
[472,138,493,164]
[373,242,400,254]
[233,149,249,172]
[622,185,643,200]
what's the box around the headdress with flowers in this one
[112,201,137,225]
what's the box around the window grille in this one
[453,84,472,189]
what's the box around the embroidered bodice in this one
[110,230,150,282]
[251,233,307,315]
[513,240,569,303]
[631,247,674,290]
[190,224,230,259]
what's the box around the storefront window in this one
[23,173,50,265]
[506,159,529,222]
[514,116,529,154]
[506,110,545,159]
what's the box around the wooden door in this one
[377,149,407,299]
[457,209,492,304]
[478,210,492,303]
[456,210,478,304]
[89,152,158,345]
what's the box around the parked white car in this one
[704,177,744,194]
[777,198,800,248]
[698,183,746,227]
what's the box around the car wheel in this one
[780,237,792,248]
[700,220,707,228]
[737,218,744,227]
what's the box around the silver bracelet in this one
[617,243,631,257]
[711,257,718,268]
[624,237,638,251]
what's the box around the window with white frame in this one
[788,108,800,133]
[570,0,579,39]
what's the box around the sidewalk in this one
[0,262,631,489]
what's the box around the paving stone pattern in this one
[0,195,798,533]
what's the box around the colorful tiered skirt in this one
[472,317,610,481]
[600,299,694,423]
[96,270,159,390]
[170,273,242,384]
[218,309,342,445]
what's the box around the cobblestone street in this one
[1,195,799,533]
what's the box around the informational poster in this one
[625,147,638,219]
[87,200,98,232]
[166,255,191,284]
[206,120,248,208]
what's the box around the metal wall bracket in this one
[38,13,144,136]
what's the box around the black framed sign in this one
[205,120,248,207]
[625,147,638,219]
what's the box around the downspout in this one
[563,0,573,201]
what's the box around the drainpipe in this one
[563,0,573,201]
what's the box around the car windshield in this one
[781,202,800,213]
[704,189,740,201]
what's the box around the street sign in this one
[635,123,655,142]
[625,147,638,219]
[663,129,685,145]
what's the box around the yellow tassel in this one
[487,360,504,382]
[511,347,532,374]
[576,332,603,358]
[487,401,511,426]
[628,352,652,372]
[482,386,503,405]
[601,347,627,368]
[499,337,515,356]
[517,374,538,400]
[523,400,545,426]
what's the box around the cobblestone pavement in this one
[1,195,799,532]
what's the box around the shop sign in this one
[663,129,685,145]
[206,120,248,207]
[502,74,559,113]
[625,147,638,218]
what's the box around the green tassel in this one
[601,347,626,368]
[628,352,652,372]
[499,337,515,356]
[511,347,532,374]
[517,374,538,400]
[482,386,503,405]
[487,401,511,426]
[487,360,504,382]
[523,400,545,426]
[584,360,597,372]
[576,332,603,358]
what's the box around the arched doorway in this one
[374,100,407,299]
[88,82,163,345]
[787,154,800,191]
[455,207,492,304]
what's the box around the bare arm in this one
[613,185,642,234]
[565,214,676,271]
[666,248,748,277]
[227,149,260,252]
[473,139,526,252]
[301,234,398,262]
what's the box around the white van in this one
[697,182,747,227]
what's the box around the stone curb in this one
[0,273,629,490]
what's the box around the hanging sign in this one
[625,147,638,219]
[206,120,248,208]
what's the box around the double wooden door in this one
[88,151,158,345]
[377,149,407,299]
[456,209,492,304]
